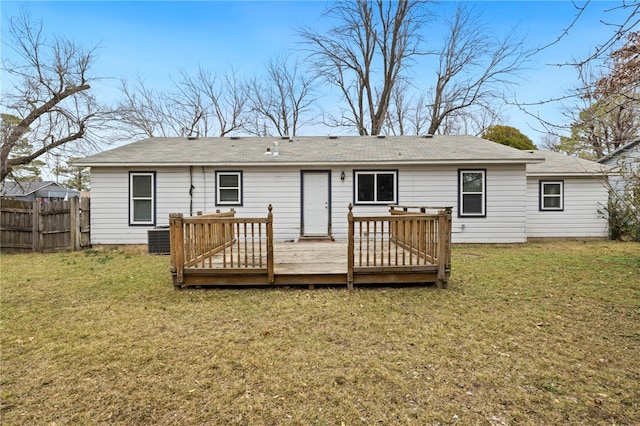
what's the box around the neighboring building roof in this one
[75,135,545,167]
[0,181,80,198]
[597,138,640,164]
[526,150,610,177]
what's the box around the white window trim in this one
[129,172,155,226]
[540,180,564,211]
[354,170,398,205]
[216,171,242,206]
[459,169,486,217]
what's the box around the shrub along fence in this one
[0,197,90,253]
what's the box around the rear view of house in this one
[75,135,610,246]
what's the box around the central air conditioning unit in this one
[148,226,171,255]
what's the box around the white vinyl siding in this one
[92,167,209,244]
[90,164,530,245]
[527,176,609,239]
[600,142,639,201]
[353,165,527,243]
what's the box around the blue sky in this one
[1,1,635,145]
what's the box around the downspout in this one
[189,166,194,216]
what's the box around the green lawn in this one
[1,241,639,425]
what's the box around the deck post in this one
[444,207,452,275]
[267,205,274,284]
[169,213,185,287]
[347,204,354,290]
[436,209,450,289]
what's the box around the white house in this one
[598,138,640,197]
[75,135,610,245]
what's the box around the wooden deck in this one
[178,240,445,288]
[169,205,451,289]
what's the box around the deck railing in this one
[169,206,274,286]
[169,204,450,289]
[347,204,452,289]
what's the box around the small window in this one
[355,171,397,204]
[216,171,242,206]
[129,172,155,225]
[540,181,564,211]
[459,170,486,217]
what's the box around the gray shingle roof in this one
[0,181,80,197]
[597,138,640,164]
[1,180,57,196]
[75,135,544,166]
[526,150,609,176]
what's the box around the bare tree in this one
[0,11,112,182]
[438,105,504,137]
[564,2,639,68]
[119,76,173,138]
[551,42,640,159]
[119,66,250,138]
[514,2,639,142]
[426,3,527,135]
[171,66,249,137]
[383,82,412,136]
[539,133,561,151]
[383,82,433,136]
[244,55,317,137]
[383,80,503,137]
[300,0,429,135]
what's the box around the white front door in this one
[302,172,330,236]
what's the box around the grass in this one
[1,241,639,425]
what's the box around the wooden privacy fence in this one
[169,206,274,286]
[348,204,452,289]
[0,197,91,253]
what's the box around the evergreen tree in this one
[1,114,45,181]
[482,125,536,150]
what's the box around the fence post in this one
[347,204,354,290]
[169,213,185,287]
[31,200,39,252]
[80,197,91,248]
[267,205,274,284]
[69,197,80,251]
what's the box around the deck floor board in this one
[274,241,347,274]
[184,241,437,275]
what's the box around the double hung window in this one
[459,170,486,217]
[129,172,155,225]
[540,181,564,211]
[216,171,242,206]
